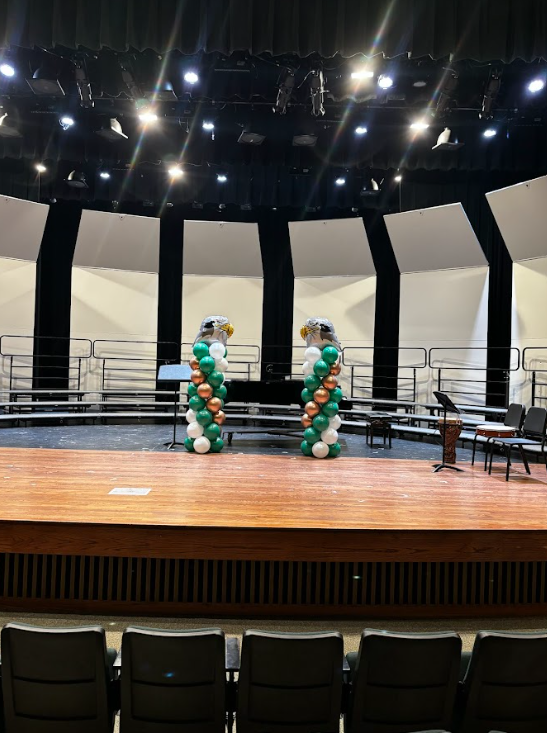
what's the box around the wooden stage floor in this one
[1,447,547,563]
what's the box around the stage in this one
[1,446,547,617]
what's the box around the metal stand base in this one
[432,463,464,473]
[164,440,185,451]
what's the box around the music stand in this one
[432,390,464,473]
[158,364,192,450]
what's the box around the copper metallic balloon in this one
[190,356,200,370]
[330,362,341,376]
[206,397,223,413]
[305,400,320,417]
[213,409,226,425]
[197,382,213,400]
[190,369,206,385]
[314,387,330,405]
[322,374,338,391]
[301,414,313,428]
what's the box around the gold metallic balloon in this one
[197,383,213,400]
[305,400,320,417]
[190,369,206,385]
[322,374,338,391]
[206,397,222,413]
[330,362,341,375]
[213,409,226,425]
[314,387,330,404]
[190,356,200,370]
[301,414,313,428]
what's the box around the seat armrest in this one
[343,657,350,672]
[114,650,122,669]
[226,636,240,672]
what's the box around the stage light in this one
[528,78,545,93]
[35,163,46,173]
[394,174,402,182]
[99,171,111,180]
[238,130,266,145]
[0,112,21,138]
[310,69,325,116]
[120,60,144,100]
[292,133,317,147]
[355,125,368,135]
[27,65,65,96]
[431,127,464,151]
[96,118,128,141]
[480,68,502,120]
[351,69,374,80]
[138,109,158,124]
[434,70,458,118]
[410,120,429,131]
[184,70,199,84]
[66,170,88,188]
[202,121,214,130]
[74,60,93,108]
[168,165,184,179]
[413,80,427,87]
[59,115,74,130]
[335,177,346,186]
[0,63,14,77]
[378,74,393,89]
[483,128,497,138]
[217,174,227,182]
[273,68,295,114]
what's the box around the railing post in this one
[350,365,355,398]
[532,371,536,406]
[412,368,417,402]
[437,368,441,392]
[9,355,13,389]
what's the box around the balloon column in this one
[184,315,234,454]
[300,317,343,459]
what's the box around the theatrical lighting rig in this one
[0,63,14,77]
[351,69,374,80]
[528,78,545,93]
[434,70,458,118]
[432,127,464,150]
[59,115,74,130]
[138,108,158,124]
[202,121,214,130]
[27,63,65,96]
[394,174,402,182]
[335,177,346,186]
[378,74,393,89]
[66,170,88,188]
[168,165,184,179]
[483,128,497,138]
[273,68,295,114]
[217,174,227,182]
[355,125,368,135]
[410,119,429,131]
[0,112,21,138]
[480,68,502,120]
[309,69,325,117]
[35,163,47,173]
[119,60,144,100]
[183,71,199,84]
[74,60,93,108]
[95,118,128,141]
[99,171,111,179]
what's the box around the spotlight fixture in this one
[528,78,545,94]
[0,63,14,77]
[483,128,497,138]
[138,109,158,124]
[202,121,215,130]
[292,133,318,147]
[410,120,430,131]
[74,60,93,108]
[310,69,325,117]
[120,60,144,100]
[355,125,368,135]
[27,64,65,96]
[434,70,459,118]
[217,174,227,182]
[168,166,184,179]
[351,69,374,80]
[480,68,502,120]
[144,82,177,102]
[35,163,47,173]
[378,74,393,89]
[413,80,427,87]
[273,68,295,114]
[59,115,75,130]
[95,118,128,141]
[99,171,111,180]
[237,130,266,145]
[0,112,21,138]
[335,177,346,186]
[431,127,464,150]
[360,177,381,197]
[394,174,403,183]
[184,71,199,84]
[66,170,88,188]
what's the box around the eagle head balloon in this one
[300,317,342,350]
[194,315,234,347]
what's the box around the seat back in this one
[503,403,525,429]
[1,622,113,733]
[347,629,461,733]
[521,406,547,438]
[120,626,226,733]
[460,631,547,733]
[237,629,343,733]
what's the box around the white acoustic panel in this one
[486,176,547,262]
[0,196,49,261]
[73,210,160,273]
[289,219,375,277]
[0,259,36,333]
[183,221,262,277]
[385,203,486,273]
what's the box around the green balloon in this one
[189,395,206,411]
[313,359,330,377]
[214,385,227,400]
[204,423,221,441]
[328,442,341,458]
[184,437,195,452]
[199,355,216,374]
[322,345,339,365]
[304,374,322,391]
[301,388,315,403]
[322,401,339,418]
[193,342,209,360]
[330,387,343,403]
[210,438,224,453]
[312,414,329,432]
[301,440,313,456]
[187,383,198,397]
[208,370,224,388]
[304,427,321,444]
[196,409,213,426]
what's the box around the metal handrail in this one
[428,346,521,371]
[93,339,179,359]
[522,347,547,372]
[342,346,428,368]
[0,334,93,358]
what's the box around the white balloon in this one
[302,361,313,376]
[321,428,339,445]
[304,346,322,364]
[187,421,204,439]
[209,341,226,360]
[329,414,342,430]
[312,440,329,458]
[185,408,196,424]
[193,436,211,454]
[216,357,229,373]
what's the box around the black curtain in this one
[33,201,81,389]
[2,0,546,62]
[259,212,294,379]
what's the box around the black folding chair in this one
[471,403,525,468]
[487,406,547,480]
